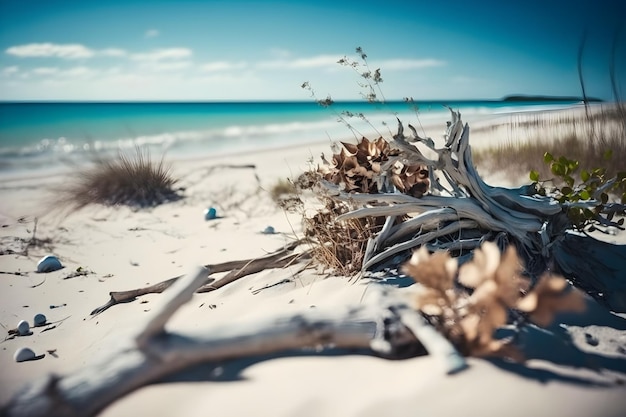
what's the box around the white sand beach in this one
[1,111,625,417]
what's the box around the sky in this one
[0,0,624,101]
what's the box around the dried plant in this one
[269,177,298,206]
[517,273,586,327]
[318,137,429,197]
[54,147,181,212]
[302,196,382,276]
[295,135,429,275]
[402,242,586,359]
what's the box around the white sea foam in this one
[0,101,579,180]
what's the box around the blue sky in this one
[0,0,624,101]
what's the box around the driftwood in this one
[2,267,466,417]
[90,239,307,315]
[315,110,626,311]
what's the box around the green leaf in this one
[579,189,591,200]
[583,208,595,219]
[529,170,539,182]
[581,169,590,182]
[564,175,575,188]
[551,162,564,176]
[622,192,626,204]
[561,186,573,196]
[592,167,606,177]
[543,152,554,164]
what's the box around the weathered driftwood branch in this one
[311,108,626,312]
[3,267,466,417]
[90,239,307,315]
[318,110,562,269]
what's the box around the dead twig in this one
[90,239,308,315]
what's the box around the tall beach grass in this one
[473,104,625,185]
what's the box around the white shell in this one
[17,320,30,336]
[14,347,36,362]
[33,313,47,327]
[37,255,63,273]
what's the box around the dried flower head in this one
[318,137,429,196]
[459,242,525,309]
[517,274,586,327]
[403,247,458,316]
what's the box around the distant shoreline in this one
[502,95,603,103]
[0,97,598,105]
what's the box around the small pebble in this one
[33,313,47,327]
[37,255,63,273]
[14,347,36,362]
[204,207,217,220]
[17,320,30,336]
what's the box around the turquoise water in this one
[0,100,579,178]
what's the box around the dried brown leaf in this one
[516,274,586,327]
[402,247,457,291]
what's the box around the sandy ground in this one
[1,112,625,416]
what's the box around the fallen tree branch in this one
[90,239,307,315]
[3,267,465,417]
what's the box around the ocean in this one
[0,100,580,179]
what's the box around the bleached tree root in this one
[3,267,466,417]
[310,109,626,311]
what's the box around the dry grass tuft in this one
[269,177,298,206]
[54,147,182,212]
[474,105,626,184]
[295,135,430,276]
[403,242,586,359]
[302,195,383,276]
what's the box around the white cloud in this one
[63,66,95,77]
[201,61,248,72]
[131,48,192,61]
[253,55,444,72]
[289,55,342,69]
[145,29,160,38]
[374,58,446,70]
[258,54,340,70]
[6,43,95,59]
[33,66,97,78]
[2,66,19,75]
[100,48,128,57]
[141,61,193,72]
[32,67,59,75]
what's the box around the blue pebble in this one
[204,207,217,220]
